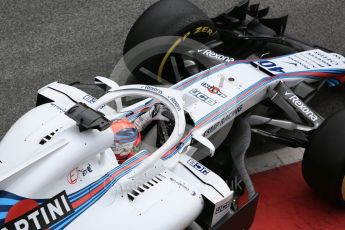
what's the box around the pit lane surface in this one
[1,0,345,141]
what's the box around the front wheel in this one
[123,0,218,84]
[302,109,345,206]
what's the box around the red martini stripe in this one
[71,154,151,209]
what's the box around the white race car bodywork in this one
[0,49,345,229]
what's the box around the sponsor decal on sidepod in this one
[1,191,73,230]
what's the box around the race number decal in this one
[254,49,345,74]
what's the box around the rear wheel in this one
[302,109,345,206]
[123,0,218,83]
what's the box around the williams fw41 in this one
[1,0,345,229]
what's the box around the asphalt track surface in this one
[1,0,345,141]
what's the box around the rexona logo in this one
[286,92,318,122]
[143,85,163,95]
[257,60,285,74]
[189,89,217,106]
[169,97,181,111]
[197,49,234,63]
[187,159,210,175]
[1,191,73,230]
[201,82,227,98]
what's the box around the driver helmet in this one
[111,119,141,164]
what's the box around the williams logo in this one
[1,191,74,230]
[201,82,227,98]
[286,92,318,122]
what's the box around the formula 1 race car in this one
[1,0,345,229]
